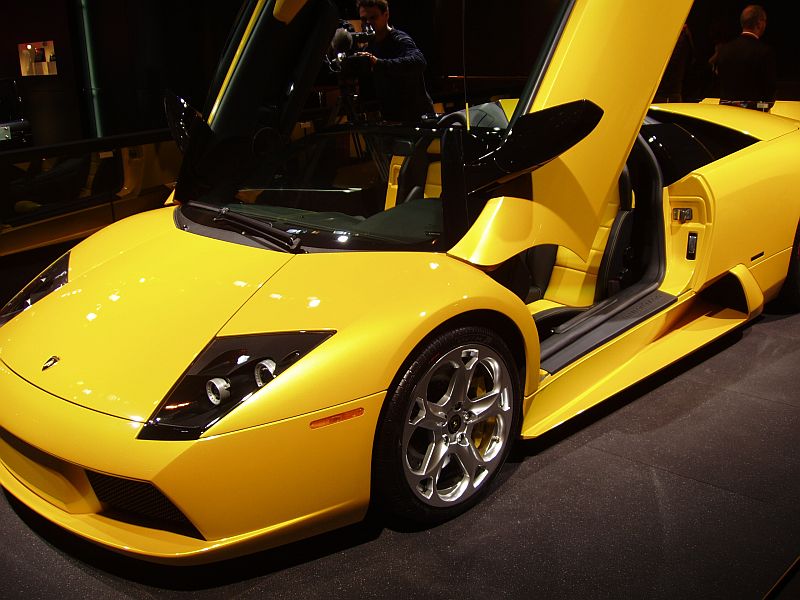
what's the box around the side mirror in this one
[467,99,603,194]
[166,92,217,201]
[164,92,209,154]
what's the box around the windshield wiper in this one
[185,201,304,253]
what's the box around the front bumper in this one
[0,359,383,564]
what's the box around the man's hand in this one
[355,51,378,67]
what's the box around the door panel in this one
[526,0,693,260]
[660,180,714,297]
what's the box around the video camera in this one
[329,20,375,76]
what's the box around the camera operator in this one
[354,0,434,122]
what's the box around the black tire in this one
[372,326,521,524]
[778,222,800,311]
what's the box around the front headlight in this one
[139,332,334,441]
[0,252,70,327]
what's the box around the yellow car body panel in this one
[654,103,800,304]
[212,249,540,435]
[0,208,293,422]
[661,181,714,297]
[693,133,800,298]
[653,102,800,140]
[697,99,800,126]
[0,355,384,563]
[657,129,800,305]
[523,296,749,438]
[769,101,800,122]
[517,106,800,438]
[447,196,540,267]
[273,0,309,24]
[526,0,692,261]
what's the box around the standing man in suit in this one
[354,0,434,122]
[715,5,776,109]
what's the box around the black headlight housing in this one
[0,252,70,327]
[139,332,334,441]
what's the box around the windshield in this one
[183,125,455,251]
[177,0,572,252]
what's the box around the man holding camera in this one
[355,0,434,122]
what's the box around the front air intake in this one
[86,471,203,539]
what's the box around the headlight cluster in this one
[139,332,333,441]
[0,253,70,327]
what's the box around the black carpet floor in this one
[1,246,798,599]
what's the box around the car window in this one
[643,112,758,184]
[178,126,448,251]
[640,122,714,185]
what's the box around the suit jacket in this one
[716,34,776,102]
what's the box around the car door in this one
[449,0,694,266]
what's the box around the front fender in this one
[208,251,539,435]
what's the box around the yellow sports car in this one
[2,0,800,564]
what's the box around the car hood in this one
[0,208,294,422]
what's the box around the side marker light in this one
[310,408,365,429]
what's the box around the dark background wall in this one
[84,0,241,136]
[0,0,241,144]
[388,0,800,102]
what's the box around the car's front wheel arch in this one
[397,309,528,386]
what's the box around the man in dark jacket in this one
[715,5,776,108]
[355,0,434,122]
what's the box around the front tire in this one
[373,326,521,524]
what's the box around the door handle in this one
[672,207,693,223]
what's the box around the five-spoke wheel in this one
[373,327,520,523]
